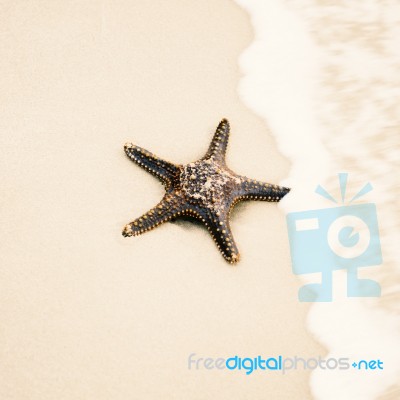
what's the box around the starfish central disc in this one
[180,160,239,211]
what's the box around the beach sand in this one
[0,1,324,399]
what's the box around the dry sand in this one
[0,1,324,398]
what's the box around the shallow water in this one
[234,1,400,399]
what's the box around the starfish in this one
[122,119,290,263]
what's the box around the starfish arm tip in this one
[229,253,241,264]
[237,179,291,202]
[124,143,180,187]
[122,196,189,238]
[280,186,291,199]
[205,214,241,263]
[122,224,134,237]
[203,118,231,161]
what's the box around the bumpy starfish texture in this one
[122,119,290,263]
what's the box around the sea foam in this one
[234,1,400,399]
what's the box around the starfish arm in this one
[124,143,180,188]
[236,178,290,202]
[203,119,230,162]
[204,212,240,264]
[122,193,188,237]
